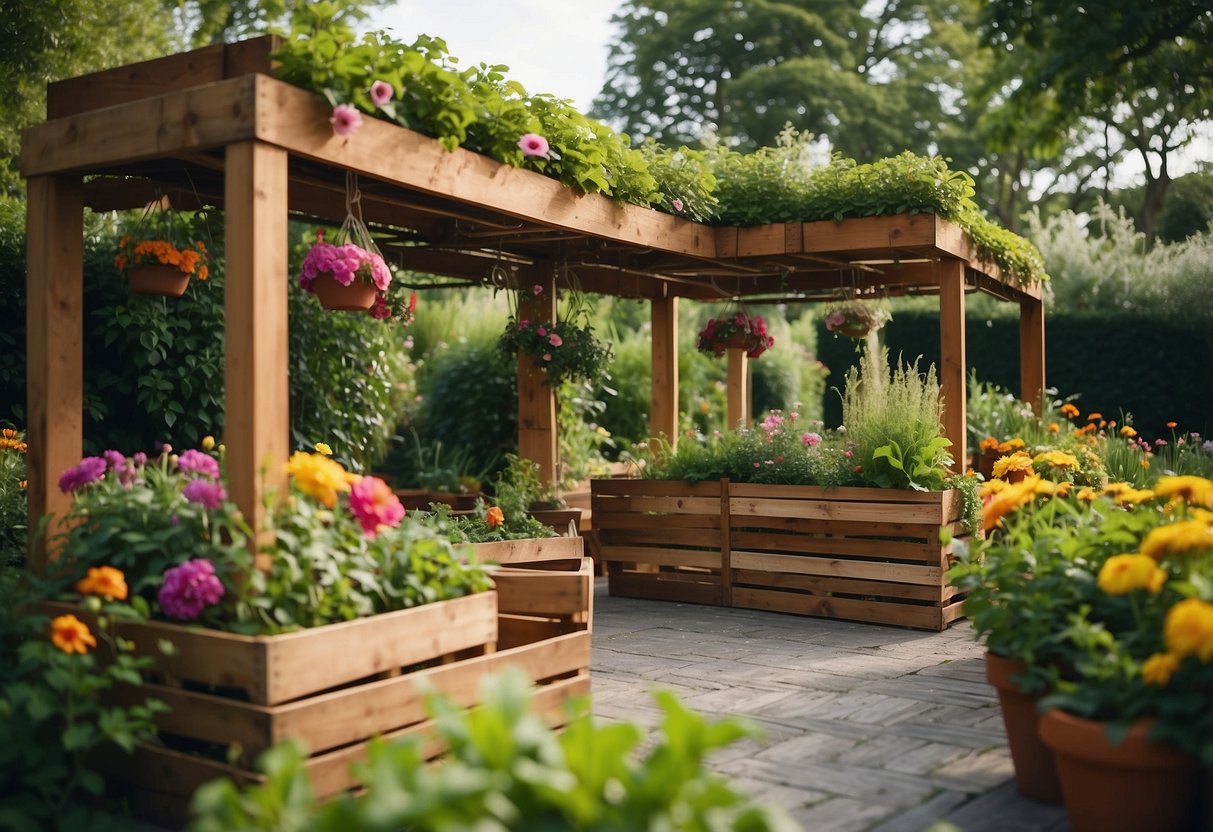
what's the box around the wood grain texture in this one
[1019,296,1046,413]
[517,268,558,487]
[650,295,679,452]
[726,347,750,429]
[938,257,968,468]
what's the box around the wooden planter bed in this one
[46,563,593,825]
[592,478,969,631]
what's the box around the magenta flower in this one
[369,80,393,108]
[103,450,125,471]
[671,198,684,212]
[532,284,544,296]
[158,559,224,621]
[548,333,563,347]
[132,451,148,466]
[59,457,108,493]
[518,133,550,159]
[177,449,220,479]
[801,432,822,447]
[183,479,227,510]
[537,326,547,337]
[348,476,405,537]
[330,104,364,136]
[825,310,847,331]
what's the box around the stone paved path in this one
[588,578,1070,832]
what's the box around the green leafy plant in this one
[499,302,613,388]
[0,425,26,565]
[187,668,798,831]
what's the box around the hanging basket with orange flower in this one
[114,236,210,297]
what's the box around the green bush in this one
[188,669,796,832]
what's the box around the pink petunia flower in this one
[183,479,227,510]
[178,449,220,479]
[330,104,364,136]
[348,476,405,537]
[537,326,547,337]
[369,80,393,108]
[671,198,684,212]
[58,457,108,493]
[159,559,224,621]
[801,432,822,447]
[548,333,563,347]
[543,353,552,362]
[532,284,544,295]
[518,133,550,159]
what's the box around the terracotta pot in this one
[128,263,190,297]
[985,652,1063,804]
[1040,708,1200,832]
[311,273,376,311]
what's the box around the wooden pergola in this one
[23,37,1044,567]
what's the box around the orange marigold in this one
[51,614,96,655]
[75,565,129,601]
[1060,403,1080,419]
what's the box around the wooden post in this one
[938,259,967,469]
[224,142,289,534]
[25,175,84,573]
[1019,296,1046,414]
[726,348,750,430]
[517,269,558,490]
[649,294,678,452]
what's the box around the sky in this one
[366,0,625,114]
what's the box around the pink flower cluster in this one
[158,558,224,621]
[696,312,775,359]
[348,476,405,537]
[300,240,392,293]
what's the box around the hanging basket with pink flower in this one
[696,310,775,358]
[823,299,892,338]
[498,287,612,386]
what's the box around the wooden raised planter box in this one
[47,557,593,825]
[592,478,969,631]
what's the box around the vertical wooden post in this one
[649,294,679,452]
[25,175,84,573]
[1019,296,1046,414]
[225,142,289,534]
[726,348,750,429]
[938,259,968,469]
[517,269,558,490]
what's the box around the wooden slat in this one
[939,257,968,468]
[600,546,721,570]
[517,269,558,488]
[736,224,788,257]
[732,587,946,630]
[256,78,716,258]
[1019,296,1046,413]
[726,346,750,429]
[608,569,723,606]
[224,141,289,534]
[599,526,722,548]
[731,568,960,603]
[591,478,723,497]
[492,562,590,616]
[730,513,965,544]
[472,536,583,565]
[47,44,227,119]
[24,175,83,571]
[594,513,721,532]
[594,495,724,516]
[801,215,938,253]
[727,482,951,504]
[729,529,943,563]
[22,76,258,177]
[730,496,947,524]
[730,551,943,585]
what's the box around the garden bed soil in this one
[591,478,970,631]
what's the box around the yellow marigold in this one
[1120,426,1137,438]
[1053,481,1073,498]
[1114,488,1155,506]
[1103,481,1132,496]
[992,451,1033,480]
[979,436,1000,452]
[51,614,96,655]
[1097,554,1167,595]
[1141,458,1151,469]
[1163,598,1213,662]
[1076,487,1097,503]
[285,451,351,508]
[201,435,216,451]
[982,475,1042,532]
[75,566,129,601]
[980,478,1010,498]
[1034,450,1079,470]
[0,428,26,453]
[1153,476,1213,509]
[1141,652,1181,686]
[314,442,333,456]
[1139,520,1213,561]
[1060,403,1080,419]
[996,437,1027,454]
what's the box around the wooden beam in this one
[224,142,289,534]
[21,76,258,177]
[25,176,84,573]
[255,77,716,259]
[517,270,558,490]
[649,295,679,452]
[1019,296,1046,414]
[726,348,750,430]
[937,258,967,469]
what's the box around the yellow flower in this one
[1103,481,1133,496]
[979,436,1000,452]
[1097,554,1167,595]
[992,451,1034,481]
[996,437,1027,454]
[201,435,216,451]
[1076,487,1097,503]
[980,478,1010,498]
[1153,476,1213,509]
[982,475,1042,531]
[75,566,129,601]
[1047,422,1060,433]
[1120,426,1137,438]
[1163,598,1213,663]
[284,451,351,508]
[1033,450,1079,470]
[1141,652,1181,686]
[0,428,26,453]
[314,442,333,456]
[51,614,96,655]
[1139,520,1213,561]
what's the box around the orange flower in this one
[979,436,1000,452]
[1060,403,1080,419]
[992,451,1033,481]
[1086,412,1103,422]
[0,428,26,453]
[1142,652,1180,686]
[1047,422,1059,433]
[485,506,505,527]
[1120,426,1137,438]
[75,566,128,601]
[982,475,1041,531]
[1076,487,1097,503]
[51,614,96,654]
[1166,421,1178,429]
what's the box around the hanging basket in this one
[835,321,872,339]
[311,273,377,312]
[127,264,191,297]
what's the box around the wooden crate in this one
[593,478,969,630]
[49,588,591,825]
[491,557,594,650]
[472,535,585,571]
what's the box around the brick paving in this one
[589,578,1070,832]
